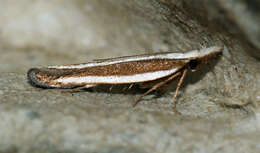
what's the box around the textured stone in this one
[0,0,259,153]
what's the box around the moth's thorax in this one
[188,46,223,71]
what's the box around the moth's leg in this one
[126,84,134,90]
[139,77,173,97]
[61,84,97,93]
[84,84,98,88]
[173,69,187,113]
[109,85,114,91]
[139,77,168,89]
[122,84,134,91]
[133,71,182,107]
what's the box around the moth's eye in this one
[189,59,200,70]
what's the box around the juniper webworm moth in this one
[27,46,223,110]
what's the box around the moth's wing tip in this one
[27,68,53,89]
[27,68,41,87]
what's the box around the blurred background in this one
[1,0,259,73]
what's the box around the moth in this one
[27,46,223,109]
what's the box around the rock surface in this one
[0,0,259,153]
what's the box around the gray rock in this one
[0,0,259,153]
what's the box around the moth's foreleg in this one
[133,71,182,107]
[173,69,187,113]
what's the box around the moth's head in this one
[188,46,223,71]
